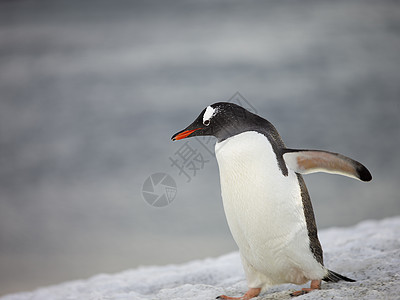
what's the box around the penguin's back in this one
[215,131,326,285]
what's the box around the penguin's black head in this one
[171,102,257,142]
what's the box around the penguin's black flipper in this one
[282,149,372,182]
[323,270,356,282]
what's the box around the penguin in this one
[171,102,371,299]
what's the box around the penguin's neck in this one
[215,131,284,185]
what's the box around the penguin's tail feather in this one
[323,270,356,282]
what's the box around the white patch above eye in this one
[203,106,216,124]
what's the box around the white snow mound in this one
[2,217,399,300]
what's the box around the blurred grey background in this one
[1,0,399,296]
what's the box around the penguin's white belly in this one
[215,131,325,286]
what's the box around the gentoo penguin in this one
[171,102,371,299]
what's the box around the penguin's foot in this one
[216,287,261,300]
[290,279,321,297]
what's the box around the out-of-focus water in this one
[0,0,399,295]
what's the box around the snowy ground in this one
[2,217,399,300]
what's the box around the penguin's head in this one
[171,102,255,142]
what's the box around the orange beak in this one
[171,128,201,141]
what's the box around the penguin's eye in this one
[203,119,210,126]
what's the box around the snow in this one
[2,217,399,300]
